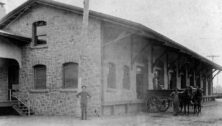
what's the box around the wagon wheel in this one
[146,96,159,112]
[156,97,171,112]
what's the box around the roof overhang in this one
[0,30,31,46]
[0,0,221,70]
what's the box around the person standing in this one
[170,88,180,116]
[76,85,91,120]
[153,72,159,90]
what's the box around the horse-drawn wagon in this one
[146,87,203,114]
[146,90,174,112]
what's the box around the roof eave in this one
[0,31,31,45]
[0,0,221,70]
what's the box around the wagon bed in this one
[146,89,184,112]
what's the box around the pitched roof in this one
[0,0,221,70]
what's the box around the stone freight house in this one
[0,0,220,116]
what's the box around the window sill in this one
[59,88,78,93]
[29,89,49,93]
[30,45,48,49]
[122,88,131,92]
[106,88,118,93]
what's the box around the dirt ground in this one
[0,99,222,126]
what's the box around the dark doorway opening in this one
[136,65,148,99]
[181,74,186,89]
[8,63,19,101]
[169,72,177,89]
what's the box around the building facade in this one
[0,0,220,116]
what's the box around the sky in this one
[2,0,222,86]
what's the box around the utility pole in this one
[81,0,90,59]
[82,0,89,39]
[80,0,90,84]
[79,0,89,86]
[80,0,89,58]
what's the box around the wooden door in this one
[136,66,148,99]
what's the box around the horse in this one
[192,87,203,115]
[178,86,193,115]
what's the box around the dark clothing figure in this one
[76,90,91,120]
[170,91,180,116]
[81,104,87,120]
[77,91,91,105]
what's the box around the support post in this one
[100,21,105,115]
[200,73,203,89]
[206,79,209,96]
[151,45,154,73]
[186,65,189,87]
[130,35,133,69]
[194,71,196,87]
[176,61,181,89]
[148,46,153,90]
[166,52,169,89]
[164,52,168,89]
[9,89,12,101]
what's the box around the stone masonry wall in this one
[4,5,102,116]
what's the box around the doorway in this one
[8,62,19,100]
[136,65,148,99]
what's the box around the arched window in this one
[122,65,130,90]
[34,65,46,89]
[63,62,78,88]
[32,21,47,45]
[107,62,116,89]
